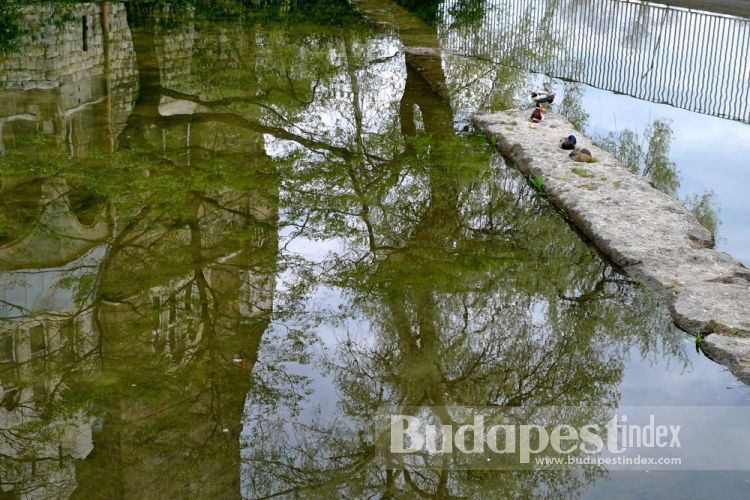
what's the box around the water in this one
[0,1,749,498]
[435,0,750,263]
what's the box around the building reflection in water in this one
[0,1,692,498]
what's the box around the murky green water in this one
[1,1,749,498]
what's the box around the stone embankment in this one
[473,110,750,383]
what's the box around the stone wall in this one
[0,3,105,91]
[0,2,137,150]
[155,20,197,93]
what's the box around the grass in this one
[530,175,545,193]
[695,333,705,352]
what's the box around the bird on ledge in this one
[530,107,543,123]
[531,91,555,106]
[560,135,577,150]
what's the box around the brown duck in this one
[569,148,593,162]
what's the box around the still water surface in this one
[0,1,749,498]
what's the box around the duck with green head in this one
[531,91,555,106]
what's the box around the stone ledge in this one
[702,335,750,385]
[472,109,750,383]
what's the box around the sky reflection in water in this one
[0,0,749,498]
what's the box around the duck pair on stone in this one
[560,135,593,162]
[529,91,555,123]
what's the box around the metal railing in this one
[440,0,750,122]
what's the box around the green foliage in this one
[530,175,545,192]
[395,0,443,23]
[643,120,679,196]
[596,129,642,174]
[245,0,362,26]
[120,0,363,26]
[684,190,720,236]
[595,119,678,195]
[596,120,720,236]
[695,332,705,352]
[485,65,530,112]
[447,0,486,29]
[0,0,22,54]
[556,82,589,132]
[0,179,42,245]
[396,0,484,26]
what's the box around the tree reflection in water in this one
[0,2,689,498]
[595,120,720,236]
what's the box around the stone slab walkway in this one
[473,110,750,383]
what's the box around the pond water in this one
[0,1,749,498]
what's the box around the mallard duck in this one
[560,135,577,150]
[530,107,543,123]
[531,91,555,105]
[569,148,593,162]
